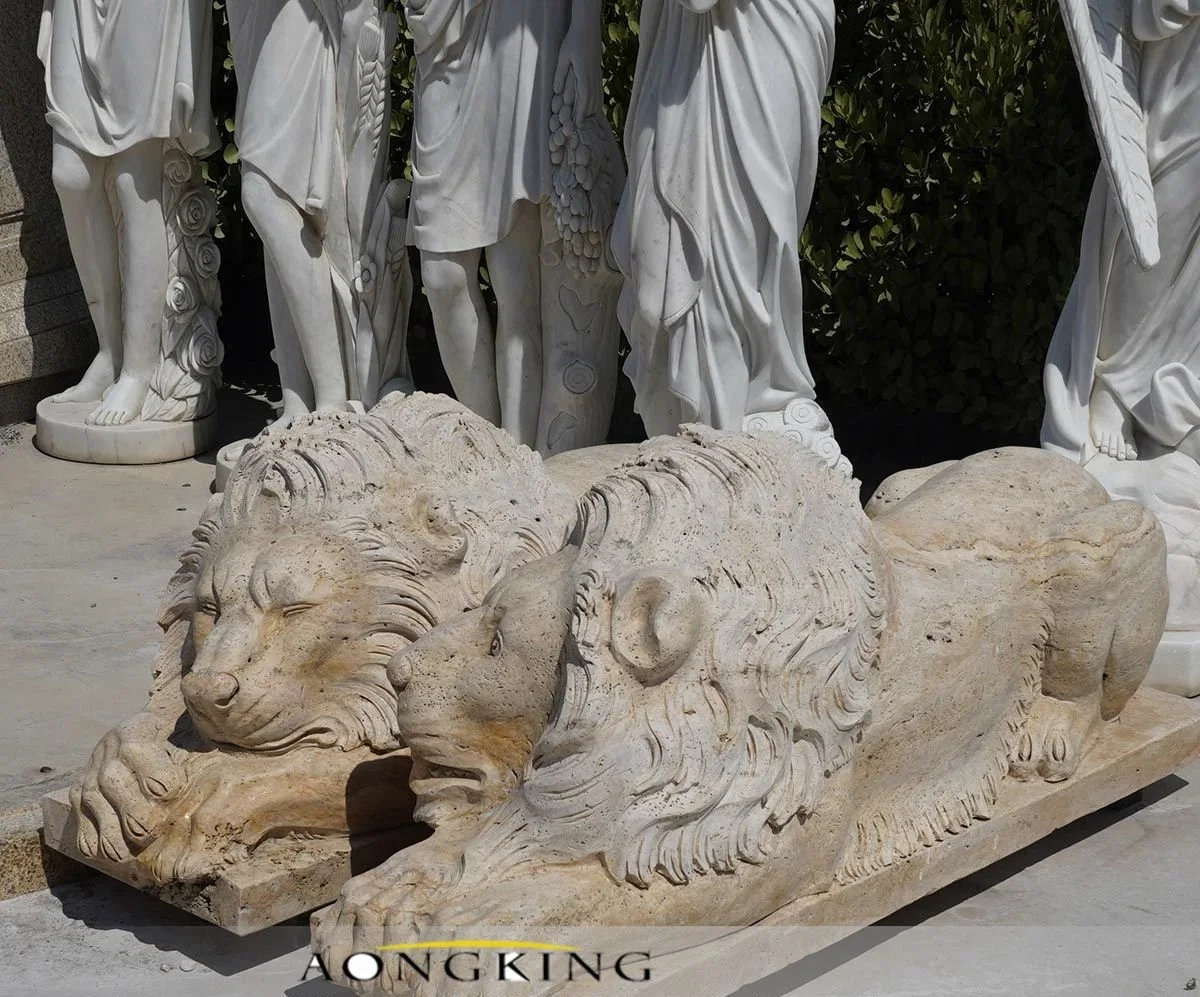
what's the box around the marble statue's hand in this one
[554,23,603,123]
[70,716,188,864]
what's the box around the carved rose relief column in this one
[1044,0,1200,696]
[406,0,624,456]
[612,0,850,474]
[35,0,223,463]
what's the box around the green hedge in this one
[206,0,1098,437]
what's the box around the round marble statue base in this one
[214,439,251,492]
[1147,632,1200,699]
[35,399,217,465]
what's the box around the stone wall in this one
[0,1,94,424]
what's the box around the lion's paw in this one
[1010,695,1101,784]
[313,877,437,995]
[72,724,188,864]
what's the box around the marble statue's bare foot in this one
[85,373,150,426]
[1010,694,1102,784]
[49,353,118,404]
[268,401,357,434]
[1090,381,1138,460]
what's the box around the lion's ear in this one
[416,493,467,552]
[611,569,707,686]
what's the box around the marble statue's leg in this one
[631,317,686,438]
[486,200,544,447]
[241,166,349,415]
[262,253,316,426]
[48,137,123,405]
[86,139,169,427]
[420,247,502,425]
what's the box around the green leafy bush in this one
[206,0,1097,438]
[804,0,1097,435]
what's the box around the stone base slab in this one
[0,772,89,902]
[1147,631,1200,698]
[40,789,429,936]
[613,687,1200,996]
[214,437,250,491]
[41,688,1200,955]
[35,398,217,464]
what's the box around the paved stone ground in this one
[1,400,1197,996]
[0,422,214,791]
[0,390,272,793]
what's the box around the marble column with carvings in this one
[0,1,92,424]
[1044,0,1200,697]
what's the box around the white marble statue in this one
[612,0,848,473]
[407,0,625,455]
[36,0,224,462]
[228,0,412,427]
[1044,0,1200,695]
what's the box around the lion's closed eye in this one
[281,603,318,619]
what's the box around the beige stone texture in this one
[0,772,89,902]
[40,396,634,929]
[40,788,425,935]
[313,437,1172,996]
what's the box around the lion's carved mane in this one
[455,428,891,890]
[161,393,572,753]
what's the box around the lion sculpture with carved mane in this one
[316,426,1165,994]
[66,393,626,883]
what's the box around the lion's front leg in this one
[70,698,204,867]
[133,746,417,884]
[312,827,478,995]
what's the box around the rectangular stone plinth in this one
[1148,631,1200,698]
[0,772,89,901]
[39,688,1200,952]
[40,792,428,936]
[638,686,1200,996]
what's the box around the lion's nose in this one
[184,671,240,710]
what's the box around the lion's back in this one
[870,447,1111,556]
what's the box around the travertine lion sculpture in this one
[315,428,1166,994]
[68,394,629,883]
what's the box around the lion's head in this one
[389,545,579,827]
[409,427,890,904]
[169,394,571,753]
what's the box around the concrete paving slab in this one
[0,421,215,791]
[0,385,273,795]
